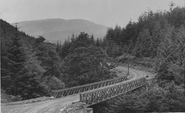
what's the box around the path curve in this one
[1,66,154,113]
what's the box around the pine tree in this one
[16,47,49,99]
[3,25,26,96]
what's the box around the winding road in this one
[1,66,155,113]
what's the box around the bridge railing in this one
[52,76,128,98]
[80,77,146,106]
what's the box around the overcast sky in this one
[0,0,184,27]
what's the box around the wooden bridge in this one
[2,66,153,113]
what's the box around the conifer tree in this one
[3,25,26,96]
[16,47,49,99]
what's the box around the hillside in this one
[16,19,108,43]
[0,19,35,50]
[1,19,64,101]
[1,19,112,102]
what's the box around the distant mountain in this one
[16,19,108,43]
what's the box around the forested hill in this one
[103,6,185,84]
[1,19,113,102]
[1,19,51,100]
[90,6,185,112]
[104,6,185,58]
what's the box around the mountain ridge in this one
[16,18,108,43]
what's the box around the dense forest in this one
[103,4,185,85]
[1,4,185,112]
[1,20,113,101]
[91,5,185,112]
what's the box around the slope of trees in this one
[1,20,65,100]
[1,21,48,100]
[92,4,185,113]
[1,20,112,101]
[104,6,185,58]
[103,5,185,84]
